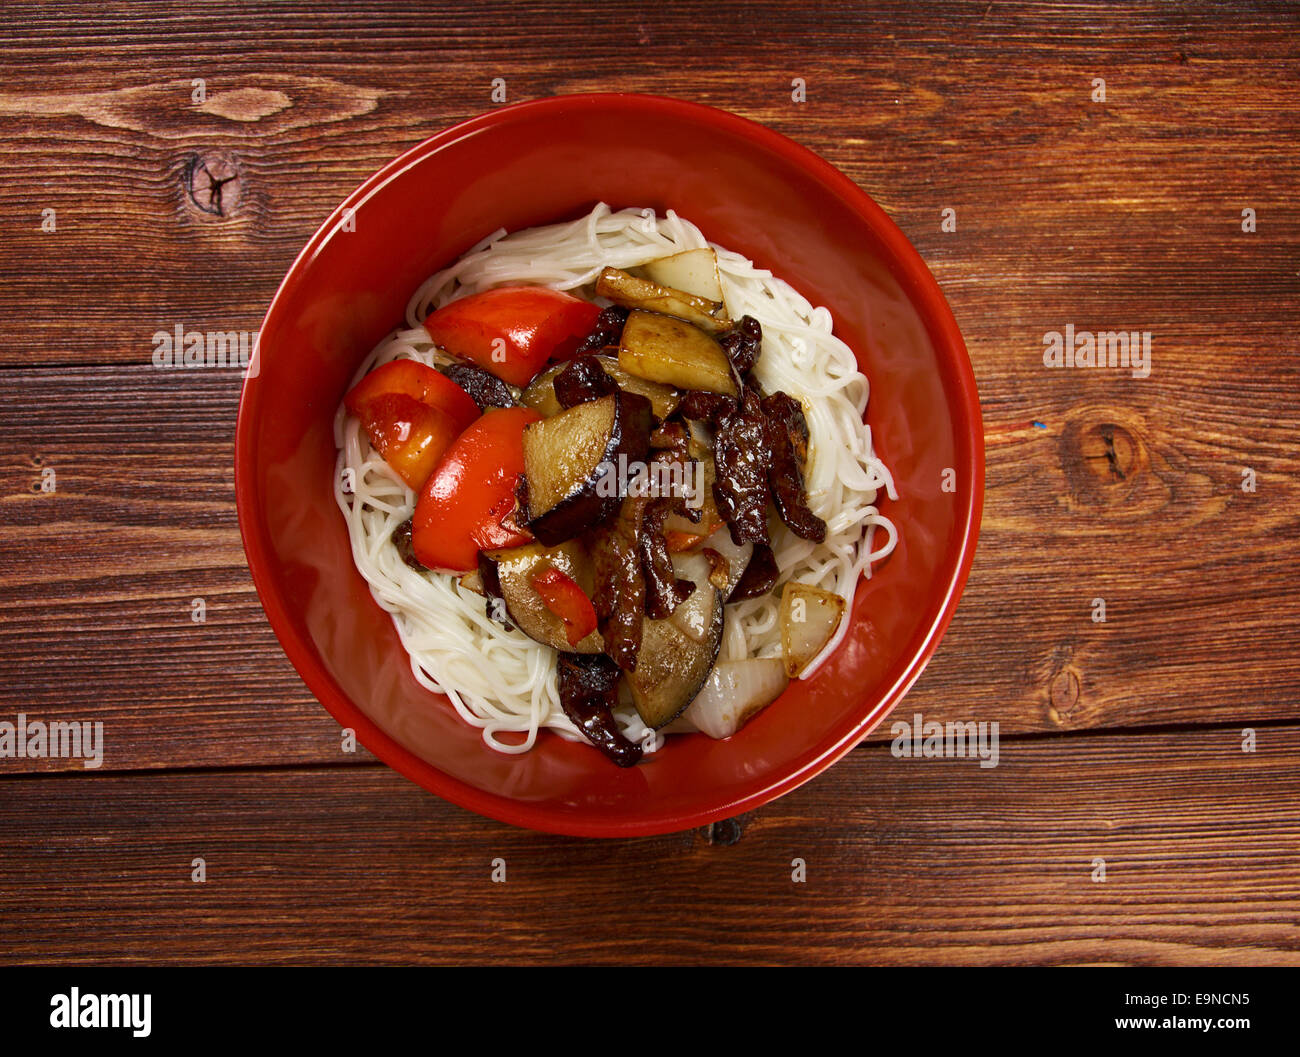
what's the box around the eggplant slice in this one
[479,540,603,654]
[618,310,739,398]
[624,552,724,729]
[521,389,653,545]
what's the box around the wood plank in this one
[0,367,375,772]
[0,6,1296,765]
[0,4,1296,367]
[1,724,1297,964]
[2,362,1297,773]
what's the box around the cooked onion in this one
[780,582,846,677]
[639,247,725,302]
[676,658,789,739]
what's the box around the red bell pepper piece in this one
[344,360,479,491]
[664,521,725,553]
[531,567,599,647]
[422,286,602,387]
[412,406,543,572]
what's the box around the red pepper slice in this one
[344,360,479,491]
[531,567,599,647]
[664,521,725,553]
[423,286,602,387]
[412,406,542,572]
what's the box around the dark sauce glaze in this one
[440,362,517,411]
[556,652,643,767]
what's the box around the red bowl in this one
[235,94,983,837]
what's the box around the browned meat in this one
[587,499,646,671]
[553,354,617,408]
[649,420,690,460]
[390,519,426,570]
[640,498,695,619]
[719,314,762,376]
[573,305,629,357]
[762,391,827,542]
[556,653,642,767]
[727,542,779,602]
[649,421,703,522]
[678,389,737,424]
[712,386,772,546]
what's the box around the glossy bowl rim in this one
[235,92,984,837]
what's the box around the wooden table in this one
[2,1,1297,966]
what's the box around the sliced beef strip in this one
[587,498,646,672]
[649,421,703,523]
[727,541,779,602]
[711,386,773,546]
[762,391,827,543]
[640,497,695,619]
[556,652,643,767]
[649,420,690,460]
[678,389,737,424]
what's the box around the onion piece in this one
[779,582,847,678]
[639,248,725,303]
[666,552,716,642]
[678,658,789,739]
[698,527,752,598]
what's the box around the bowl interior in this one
[236,95,982,836]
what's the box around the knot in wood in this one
[1047,666,1082,725]
[1059,414,1145,508]
[704,817,744,845]
[184,152,241,217]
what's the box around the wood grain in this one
[0,0,1297,965]
[2,362,1295,772]
[2,3,1297,368]
[0,367,375,773]
[1,724,1297,965]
